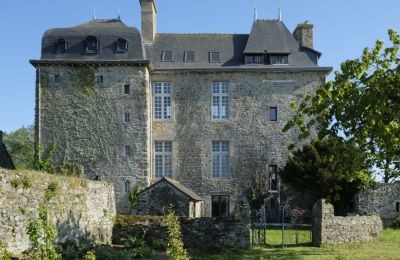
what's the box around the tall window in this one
[212,141,229,178]
[124,85,130,95]
[124,146,132,157]
[153,82,172,120]
[124,112,131,123]
[268,165,279,192]
[212,82,229,120]
[124,181,130,193]
[154,141,172,177]
[212,195,229,217]
[270,107,278,121]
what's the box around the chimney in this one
[140,0,157,44]
[293,22,313,49]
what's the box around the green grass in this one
[191,229,400,260]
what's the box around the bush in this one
[58,239,93,260]
[10,178,21,188]
[128,184,142,210]
[0,242,11,260]
[166,210,189,260]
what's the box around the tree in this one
[3,125,35,169]
[279,137,373,214]
[284,29,400,182]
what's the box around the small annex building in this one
[0,131,15,170]
[137,177,204,217]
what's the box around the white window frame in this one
[209,51,221,63]
[184,51,195,63]
[212,141,230,179]
[153,82,172,120]
[162,51,173,62]
[154,141,173,178]
[268,165,279,192]
[212,82,229,120]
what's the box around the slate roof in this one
[0,131,15,170]
[141,177,204,201]
[36,18,330,71]
[41,19,146,61]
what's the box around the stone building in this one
[30,0,331,215]
[0,131,15,170]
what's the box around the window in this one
[54,74,60,83]
[85,36,99,53]
[269,54,288,65]
[212,141,230,178]
[96,75,103,84]
[116,38,128,53]
[124,146,132,157]
[162,51,173,62]
[212,195,229,217]
[154,141,172,177]
[212,82,229,120]
[124,85,130,94]
[184,51,195,63]
[270,107,277,121]
[209,52,221,63]
[124,181,130,193]
[396,202,400,212]
[268,165,279,192]
[55,39,68,53]
[245,55,264,64]
[153,82,172,120]
[124,112,131,123]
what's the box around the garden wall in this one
[312,199,382,246]
[113,214,251,250]
[354,182,400,227]
[0,169,116,254]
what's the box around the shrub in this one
[166,210,189,260]
[0,242,11,260]
[121,235,155,258]
[24,203,61,260]
[58,239,93,260]
[22,175,31,188]
[45,182,58,201]
[10,178,21,188]
[128,184,142,209]
[84,250,96,260]
[152,238,168,251]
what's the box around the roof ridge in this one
[157,33,248,36]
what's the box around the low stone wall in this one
[113,215,250,250]
[312,199,382,246]
[0,169,116,254]
[354,183,400,227]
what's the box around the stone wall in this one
[354,183,400,226]
[312,199,382,246]
[0,169,116,254]
[113,214,251,249]
[35,65,151,214]
[151,70,326,217]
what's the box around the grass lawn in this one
[191,229,400,260]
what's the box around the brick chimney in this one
[140,0,157,44]
[293,22,313,49]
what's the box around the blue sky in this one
[1,0,399,132]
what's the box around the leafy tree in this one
[128,183,143,210]
[279,137,374,214]
[3,125,34,169]
[284,29,400,182]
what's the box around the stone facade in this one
[312,199,382,246]
[137,177,204,217]
[354,183,400,227]
[0,131,15,170]
[35,65,151,214]
[0,169,116,254]
[152,71,326,217]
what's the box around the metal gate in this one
[251,205,266,246]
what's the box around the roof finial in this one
[93,7,97,20]
[278,8,282,21]
[254,6,258,21]
[117,7,121,20]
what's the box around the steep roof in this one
[244,20,298,54]
[141,177,204,201]
[0,131,15,170]
[41,19,146,61]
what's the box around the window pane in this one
[212,154,220,177]
[154,96,162,119]
[164,97,171,119]
[155,155,163,177]
[270,107,277,121]
[185,51,195,62]
[124,85,130,94]
[155,142,163,152]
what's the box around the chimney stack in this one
[293,22,313,49]
[140,0,157,44]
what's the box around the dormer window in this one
[184,51,195,63]
[55,39,68,53]
[269,54,289,65]
[116,38,128,53]
[162,51,173,62]
[245,55,264,64]
[209,52,221,63]
[85,36,99,53]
